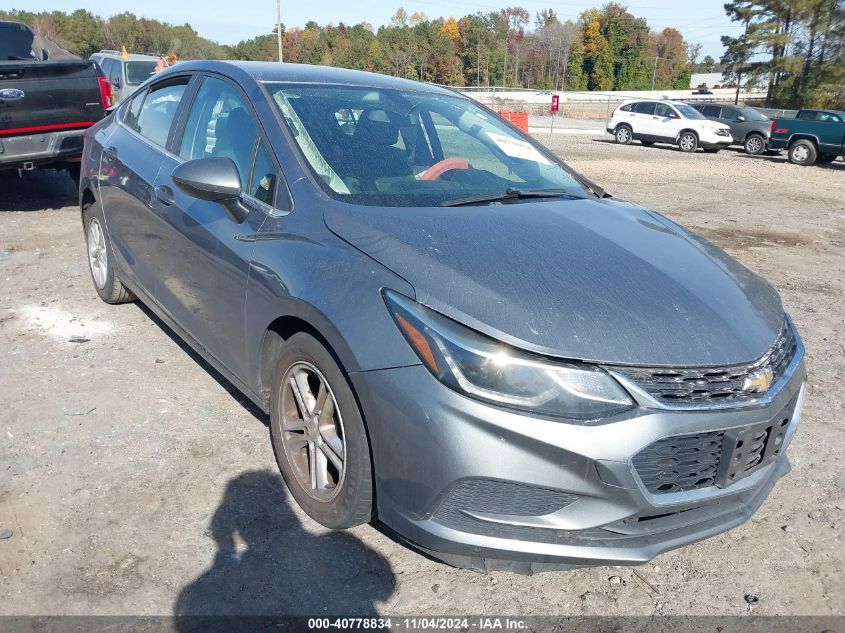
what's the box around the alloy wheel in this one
[278,361,346,502]
[680,134,696,152]
[87,218,108,289]
[746,136,764,154]
[616,127,631,143]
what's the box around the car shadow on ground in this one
[0,169,78,212]
[173,470,396,626]
[735,151,845,170]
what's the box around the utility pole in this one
[276,0,283,62]
[651,55,659,91]
[477,40,480,86]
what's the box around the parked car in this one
[692,87,713,95]
[90,50,161,104]
[689,103,772,155]
[607,99,733,153]
[80,61,806,573]
[769,109,845,166]
[0,21,110,180]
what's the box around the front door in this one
[149,75,283,378]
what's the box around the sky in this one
[23,0,743,59]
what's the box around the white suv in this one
[607,99,733,153]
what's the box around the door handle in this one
[103,145,118,161]
[154,184,175,206]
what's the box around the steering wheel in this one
[419,157,472,181]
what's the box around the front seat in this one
[212,107,255,182]
[349,109,412,182]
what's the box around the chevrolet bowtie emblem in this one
[743,367,774,393]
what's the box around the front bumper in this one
[352,341,806,572]
[0,130,85,170]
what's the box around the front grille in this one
[632,431,724,494]
[611,320,796,406]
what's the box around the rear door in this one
[631,101,657,137]
[98,75,192,296]
[150,74,286,377]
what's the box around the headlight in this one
[384,290,634,421]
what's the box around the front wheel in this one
[614,125,633,145]
[678,131,698,153]
[269,332,374,530]
[83,202,135,304]
[744,133,766,155]
[788,139,818,166]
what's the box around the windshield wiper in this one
[440,187,581,207]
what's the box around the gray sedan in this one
[79,61,806,573]
[689,103,773,154]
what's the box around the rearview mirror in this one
[171,157,249,223]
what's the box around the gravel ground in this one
[0,138,843,619]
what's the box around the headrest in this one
[354,109,400,146]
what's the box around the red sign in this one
[551,94,560,113]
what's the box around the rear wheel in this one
[614,124,633,145]
[744,133,766,155]
[83,202,135,304]
[678,131,698,153]
[788,139,818,166]
[269,332,373,530]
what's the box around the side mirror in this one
[41,49,49,60]
[736,115,746,122]
[171,157,249,223]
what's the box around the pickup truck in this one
[0,20,112,180]
[769,108,845,166]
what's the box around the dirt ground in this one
[0,138,843,619]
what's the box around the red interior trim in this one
[0,121,95,136]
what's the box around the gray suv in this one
[78,61,806,573]
[690,103,772,155]
[90,50,160,104]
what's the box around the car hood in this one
[324,197,784,366]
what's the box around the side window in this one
[633,102,655,115]
[132,78,189,148]
[654,103,675,118]
[249,142,278,205]
[702,105,721,118]
[109,60,123,87]
[722,107,739,119]
[178,76,257,190]
[124,88,147,128]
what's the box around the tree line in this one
[721,0,844,108]
[1,4,699,91]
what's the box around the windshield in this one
[738,107,770,122]
[676,104,705,120]
[125,61,158,85]
[265,83,589,207]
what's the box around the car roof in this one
[93,50,161,62]
[157,60,459,96]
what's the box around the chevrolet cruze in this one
[79,61,806,573]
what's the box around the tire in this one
[269,332,373,530]
[82,201,135,304]
[614,124,633,145]
[640,140,654,147]
[788,139,817,166]
[744,133,766,155]
[678,131,699,153]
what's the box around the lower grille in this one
[632,431,725,494]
